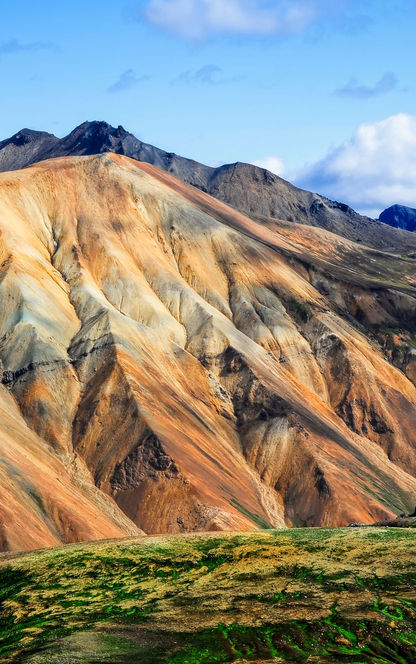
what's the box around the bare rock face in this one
[1,153,416,551]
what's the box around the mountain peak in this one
[65,120,129,139]
[0,127,56,148]
[379,204,416,232]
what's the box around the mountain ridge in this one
[2,120,416,253]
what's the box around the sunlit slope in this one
[1,529,416,662]
[1,153,416,549]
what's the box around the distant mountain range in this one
[1,120,415,251]
[380,204,416,232]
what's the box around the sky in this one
[0,0,415,216]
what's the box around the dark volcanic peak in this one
[0,127,59,172]
[380,204,416,232]
[1,128,55,146]
[57,120,132,155]
[73,120,126,134]
[63,120,125,141]
[0,119,416,252]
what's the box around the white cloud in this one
[144,0,319,39]
[253,156,285,175]
[296,113,416,217]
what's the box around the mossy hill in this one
[1,528,416,663]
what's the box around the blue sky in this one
[1,0,415,215]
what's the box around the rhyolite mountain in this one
[2,120,416,254]
[1,151,416,552]
[380,204,416,232]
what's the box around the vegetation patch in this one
[284,297,314,324]
[1,528,416,662]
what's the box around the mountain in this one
[1,152,416,551]
[380,204,416,232]
[2,120,416,253]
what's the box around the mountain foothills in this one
[0,126,416,552]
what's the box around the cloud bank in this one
[296,113,416,217]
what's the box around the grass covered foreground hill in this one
[1,529,416,663]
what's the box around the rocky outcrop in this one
[1,153,416,551]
